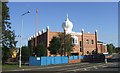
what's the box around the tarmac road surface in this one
[2,62,119,73]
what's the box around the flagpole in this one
[36,8,39,33]
[35,8,39,47]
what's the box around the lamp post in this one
[19,11,30,68]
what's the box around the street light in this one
[19,11,30,68]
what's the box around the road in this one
[2,62,119,73]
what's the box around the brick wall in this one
[28,29,107,56]
[82,33,96,55]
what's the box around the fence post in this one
[46,56,47,65]
[61,56,62,64]
[68,56,69,63]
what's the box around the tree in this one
[49,37,61,55]
[2,2,17,64]
[115,47,120,53]
[59,33,73,56]
[49,33,73,56]
[34,43,47,57]
[21,46,30,64]
[107,43,116,54]
[28,39,34,56]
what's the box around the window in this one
[92,50,95,55]
[75,39,77,43]
[72,36,78,45]
[87,51,89,54]
[80,48,82,52]
[86,39,89,44]
[91,40,94,44]
[80,41,82,47]
[72,38,74,44]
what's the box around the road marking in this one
[56,64,100,72]
[83,68,87,71]
[52,63,102,71]
[93,66,98,69]
[66,63,108,72]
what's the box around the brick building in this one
[28,15,108,56]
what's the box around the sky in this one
[7,2,118,47]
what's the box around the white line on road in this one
[66,64,107,72]
[67,63,118,72]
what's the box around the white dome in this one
[62,14,73,33]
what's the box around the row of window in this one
[72,40,94,45]
[72,37,94,46]
[86,39,94,44]
[79,40,94,47]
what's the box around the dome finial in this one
[62,13,73,34]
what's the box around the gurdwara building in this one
[28,15,108,56]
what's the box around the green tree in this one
[107,43,116,54]
[21,46,30,64]
[2,2,17,64]
[34,43,47,57]
[59,33,73,56]
[28,39,34,56]
[115,47,120,53]
[49,37,61,55]
[49,33,73,56]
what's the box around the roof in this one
[97,41,104,43]
[97,41,107,45]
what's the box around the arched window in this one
[87,51,89,54]
[71,36,78,45]
[86,39,89,44]
[80,41,82,47]
[72,38,74,44]
[91,40,94,44]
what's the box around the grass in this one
[2,64,28,69]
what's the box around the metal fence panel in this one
[29,56,69,66]
[55,56,61,64]
[51,56,55,64]
[62,56,68,63]
[69,56,73,60]
[41,56,47,66]
[46,56,51,65]
[74,56,79,60]
[79,56,83,59]
[29,57,41,66]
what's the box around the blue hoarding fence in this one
[29,56,41,66]
[69,56,83,60]
[29,56,69,66]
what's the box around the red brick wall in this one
[83,33,96,55]
[69,59,81,63]
[97,44,108,53]
[28,29,107,56]
[97,44,102,53]
[47,30,60,56]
